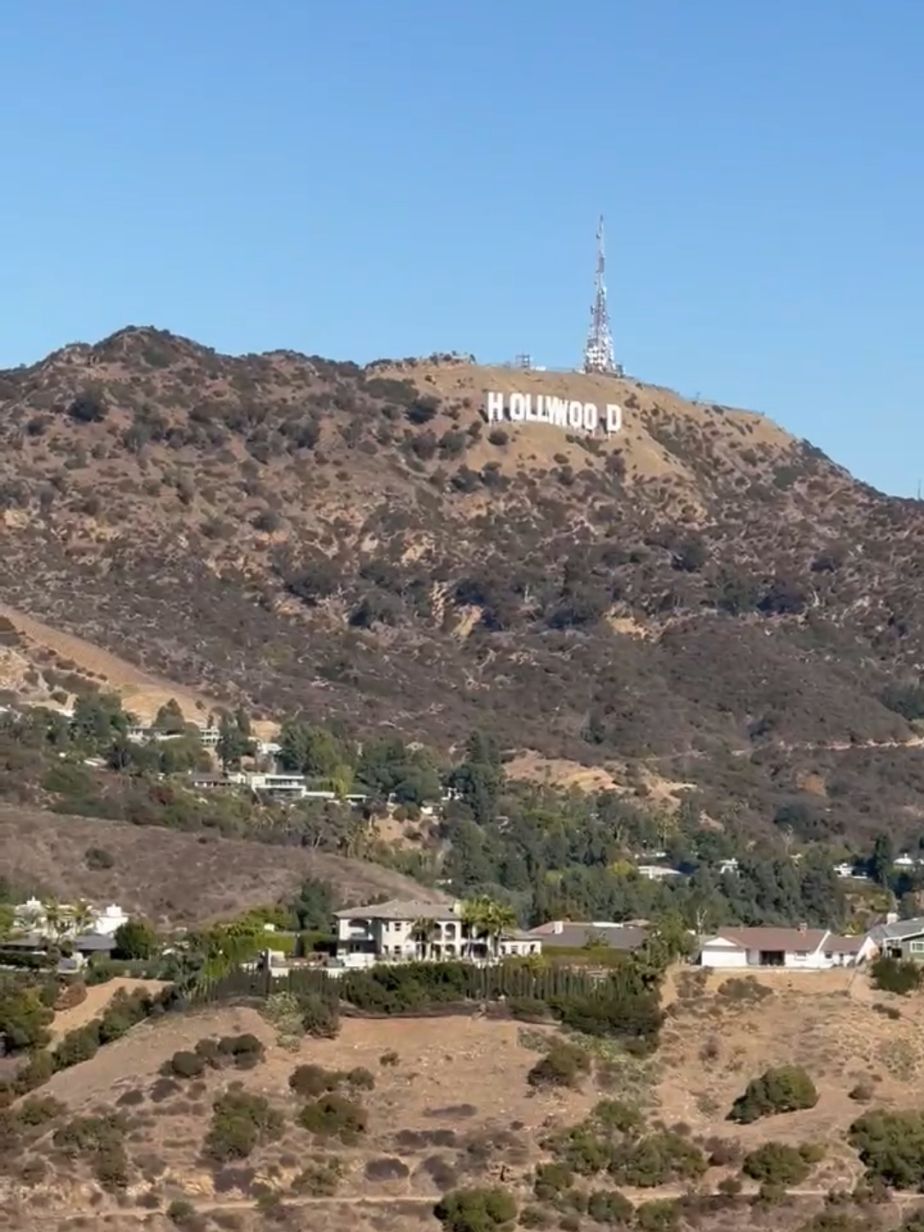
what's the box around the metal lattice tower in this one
[582,215,623,377]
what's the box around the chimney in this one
[798,922,807,934]
[886,911,899,925]
[553,920,564,935]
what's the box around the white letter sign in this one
[482,390,623,437]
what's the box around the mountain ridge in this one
[1,325,924,841]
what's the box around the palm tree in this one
[70,900,96,938]
[42,899,69,943]
[410,917,438,962]
[460,897,491,961]
[484,901,518,962]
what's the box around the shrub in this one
[379,1049,400,1066]
[16,1094,66,1127]
[534,1161,573,1201]
[204,1091,283,1162]
[849,1109,924,1189]
[849,1080,875,1103]
[300,994,340,1038]
[298,1094,367,1144]
[84,846,115,870]
[608,1132,707,1187]
[167,1199,197,1226]
[168,1050,206,1079]
[434,1186,517,1232]
[347,1066,375,1091]
[586,1190,634,1225]
[742,1141,815,1187]
[289,1065,340,1098]
[526,1041,591,1090]
[94,1144,130,1190]
[217,1033,265,1069]
[728,1065,818,1124]
[871,956,922,996]
[53,1024,101,1070]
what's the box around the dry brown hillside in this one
[4,970,924,1232]
[1,328,924,838]
[0,805,447,926]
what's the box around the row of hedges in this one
[193,960,665,1052]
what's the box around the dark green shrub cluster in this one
[297,1093,368,1144]
[300,994,341,1038]
[52,1112,130,1191]
[165,1032,265,1079]
[204,1091,283,1162]
[728,1065,818,1124]
[289,1063,374,1098]
[742,1141,823,1187]
[544,1107,705,1190]
[335,960,662,1051]
[434,1186,517,1232]
[608,1132,707,1187]
[849,1109,924,1189]
[526,1041,591,1090]
[871,956,922,996]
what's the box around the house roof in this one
[867,917,924,944]
[334,899,458,922]
[703,927,829,952]
[73,933,117,952]
[823,935,864,954]
[526,922,648,951]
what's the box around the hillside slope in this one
[0,806,446,925]
[1,327,923,839]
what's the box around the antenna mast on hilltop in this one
[582,215,623,377]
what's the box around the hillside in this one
[0,806,446,926]
[1,326,924,839]
[4,969,924,1232]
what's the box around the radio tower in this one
[582,215,623,377]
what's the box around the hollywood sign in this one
[484,390,622,437]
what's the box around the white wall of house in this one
[699,945,748,969]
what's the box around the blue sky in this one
[2,1,922,495]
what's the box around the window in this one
[909,940,924,953]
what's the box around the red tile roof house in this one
[697,925,864,971]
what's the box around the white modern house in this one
[332,899,541,969]
[13,898,129,940]
[697,925,863,971]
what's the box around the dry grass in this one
[6,976,924,1230]
[0,601,222,724]
[0,805,447,926]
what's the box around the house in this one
[697,925,863,971]
[12,898,128,940]
[332,899,541,969]
[526,920,648,952]
[636,865,684,881]
[858,916,924,964]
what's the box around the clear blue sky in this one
[2,1,922,495]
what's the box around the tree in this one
[153,699,186,734]
[291,878,333,932]
[411,917,439,962]
[216,714,252,771]
[870,833,896,888]
[728,1066,818,1124]
[113,918,159,961]
[0,980,54,1053]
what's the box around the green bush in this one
[204,1091,283,1162]
[167,1198,197,1226]
[533,1161,573,1201]
[53,1024,101,1070]
[608,1132,707,1187]
[289,1064,341,1098]
[586,1190,634,1225]
[871,957,922,996]
[298,1093,367,1144]
[301,994,340,1038]
[849,1109,924,1189]
[527,1041,591,1090]
[168,1050,206,1079]
[728,1065,818,1124]
[742,1141,816,1187]
[16,1095,66,1127]
[434,1186,517,1232]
